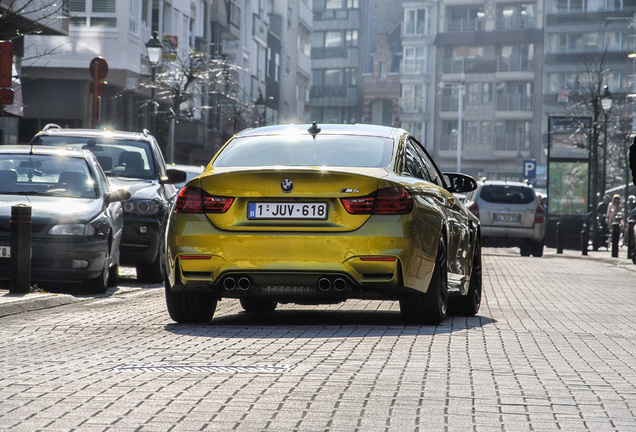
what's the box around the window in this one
[345,30,358,47]
[466,83,480,104]
[482,83,494,103]
[405,9,427,35]
[402,84,426,112]
[69,0,117,27]
[325,31,343,47]
[403,47,427,75]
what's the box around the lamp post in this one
[255,91,266,126]
[145,31,162,135]
[600,85,612,199]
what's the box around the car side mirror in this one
[444,172,477,194]
[161,168,187,184]
[106,188,131,204]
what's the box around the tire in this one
[85,251,108,294]
[240,297,277,314]
[520,241,532,257]
[165,279,217,323]
[137,239,165,283]
[531,241,544,257]
[449,237,482,316]
[399,235,448,325]
[107,263,119,287]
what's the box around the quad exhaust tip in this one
[223,276,252,291]
[317,277,348,291]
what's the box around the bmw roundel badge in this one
[281,178,293,192]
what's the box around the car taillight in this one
[468,202,479,218]
[341,187,413,215]
[534,204,545,223]
[175,187,234,213]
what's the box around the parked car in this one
[464,180,545,257]
[29,124,186,283]
[164,123,482,325]
[0,146,130,292]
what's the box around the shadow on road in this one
[164,310,496,338]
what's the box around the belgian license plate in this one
[0,245,10,258]
[494,213,520,223]
[248,202,328,220]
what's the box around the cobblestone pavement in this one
[0,248,635,431]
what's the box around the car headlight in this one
[49,224,96,236]
[123,199,160,216]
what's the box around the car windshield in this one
[32,136,156,180]
[0,154,97,198]
[213,135,394,168]
[480,185,535,204]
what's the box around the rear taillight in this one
[534,204,545,223]
[341,187,413,215]
[175,187,234,213]
[468,202,479,219]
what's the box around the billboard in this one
[547,161,589,215]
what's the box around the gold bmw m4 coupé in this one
[164,123,481,325]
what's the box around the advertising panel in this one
[547,161,589,216]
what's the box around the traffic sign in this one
[523,158,537,180]
[89,57,108,80]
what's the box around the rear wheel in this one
[519,241,532,257]
[531,240,544,257]
[400,236,448,325]
[240,297,277,313]
[107,263,119,287]
[449,237,482,316]
[165,280,217,323]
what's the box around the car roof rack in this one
[42,123,62,131]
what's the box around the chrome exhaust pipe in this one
[237,277,251,291]
[223,277,236,290]
[334,278,347,291]
[318,277,331,291]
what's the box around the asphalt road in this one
[0,248,635,431]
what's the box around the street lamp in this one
[600,85,612,198]
[145,31,162,134]
[255,91,266,126]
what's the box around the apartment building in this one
[18,1,244,163]
[310,0,366,124]
[434,0,544,178]
[542,1,636,191]
[399,0,437,149]
[0,0,69,145]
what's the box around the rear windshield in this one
[479,185,535,204]
[213,135,394,168]
[32,135,156,180]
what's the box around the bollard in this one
[628,219,635,263]
[9,204,32,293]
[581,225,589,256]
[611,221,620,258]
[556,221,563,254]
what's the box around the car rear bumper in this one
[165,213,437,299]
[481,224,545,244]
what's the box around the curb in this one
[0,292,84,318]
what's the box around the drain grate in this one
[113,364,295,374]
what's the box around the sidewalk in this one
[0,247,634,318]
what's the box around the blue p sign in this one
[523,159,536,180]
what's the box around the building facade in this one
[434,0,544,178]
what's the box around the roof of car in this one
[234,123,405,139]
[0,145,89,158]
[480,180,533,187]
[33,124,154,142]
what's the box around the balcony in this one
[497,56,534,73]
[446,18,484,33]
[496,94,533,111]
